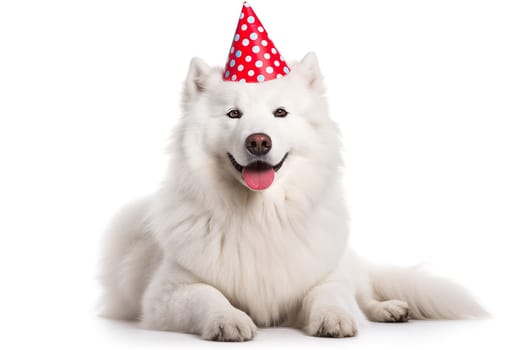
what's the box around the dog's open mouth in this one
[227,153,288,191]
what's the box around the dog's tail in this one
[365,263,489,319]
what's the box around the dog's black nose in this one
[245,133,272,156]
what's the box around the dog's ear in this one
[184,57,211,101]
[297,52,325,93]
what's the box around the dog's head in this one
[174,52,341,197]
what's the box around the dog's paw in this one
[202,309,257,342]
[367,299,410,323]
[305,308,358,338]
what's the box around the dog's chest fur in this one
[159,191,348,326]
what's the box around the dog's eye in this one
[273,108,288,118]
[226,109,242,119]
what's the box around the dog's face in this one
[178,52,340,194]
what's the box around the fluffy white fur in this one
[99,52,487,341]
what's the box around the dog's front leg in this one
[141,263,256,341]
[298,280,361,337]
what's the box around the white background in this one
[1,0,524,349]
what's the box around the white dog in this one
[99,52,486,341]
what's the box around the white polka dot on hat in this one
[223,2,290,83]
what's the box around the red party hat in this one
[223,2,290,83]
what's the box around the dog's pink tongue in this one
[242,167,275,190]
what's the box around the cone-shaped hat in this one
[223,2,290,83]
